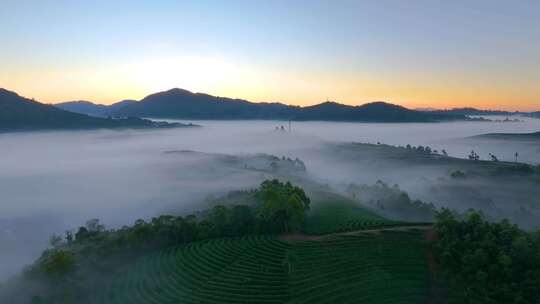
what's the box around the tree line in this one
[434,209,540,303]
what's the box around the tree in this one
[209,205,231,237]
[450,170,466,179]
[41,250,76,277]
[468,150,480,161]
[433,209,540,303]
[86,218,105,232]
[65,230,73,244]
[49,234,64,248]
[230,205,255,236]
[256,179,310,233]
[75,227,89,241]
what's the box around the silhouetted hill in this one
[113,88,465,122]
[55,100,108,116]
[296,101,439,122]
[428,107,519,116]
[114,88,298,119]
[0,89,185,132]
[56,99,137,117]
[108,99,137,113]
[525,111,540,118]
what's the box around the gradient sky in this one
[1,0,539,110]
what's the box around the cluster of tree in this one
[402,144,449,157]
[488,153,499,162]
[450,170,466,179]
[346,181,436,222]
[405,144,434,154]
[468,150,480,161]
[4,179,310,304]
[268,156,306,172]
[434,209,540,303]
[256,179,310,232]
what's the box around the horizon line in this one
[2,86,538,113]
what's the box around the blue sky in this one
[1,0,539,110]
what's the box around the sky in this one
[1,0,539,111]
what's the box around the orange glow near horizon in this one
[2,66,538,112]
[2,1,540,112]
[3,81,539,112]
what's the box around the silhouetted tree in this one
[256,179,310,232]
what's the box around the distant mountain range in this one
[421,107,522,116]
[56,99,136,117]
[5,86,534,132]
[54,88,468,122]
[525,111,540,118]
[0,88,186,132]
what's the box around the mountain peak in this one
[163,88,193,95]
[140,88,195,102]
[0,88,21,98]
[361,101,405,109]
[319,100,340,105]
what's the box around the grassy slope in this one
[99,197,434,304]
[287,231,430,304]
[99,232,431,304]
[303,191,396,235]
[303,191,431,235]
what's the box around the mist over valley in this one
[2,2,540,301]
[1,118,540,282]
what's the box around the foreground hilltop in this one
[0,88,189,132]
[55,88,467,122]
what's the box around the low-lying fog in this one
[1,118,540,281]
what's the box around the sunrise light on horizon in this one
[1,0,539,111]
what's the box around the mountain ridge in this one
[107,88,466,122]
[424,107,522,116]
[0,88,186,132]
[56,99,136,117]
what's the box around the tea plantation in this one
[99,230,431,304]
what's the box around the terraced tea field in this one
[303,192,432,235]
[287,231,431,303]
[99,230,432,304]
[303,198,399,235]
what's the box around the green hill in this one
[473,131,540,141]
[99,232,431,304]
[3,180,437,304]
[303,191,398,235]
